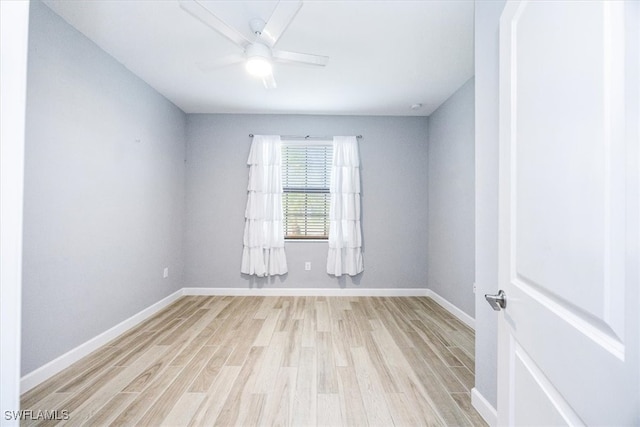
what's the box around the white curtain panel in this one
[241,135,288,276]
[327,136,364,276]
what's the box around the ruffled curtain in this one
[241,135,288,276]
[327,136,364,276]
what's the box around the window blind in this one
[281,142,333,239]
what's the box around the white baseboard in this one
[471,387,498,426]
[183,287,429,297]
[20,289,184,393]
[425,289,475,330]
[21,286,476,392]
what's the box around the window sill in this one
[285,239,328,243]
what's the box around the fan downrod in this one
[249,18,265,36]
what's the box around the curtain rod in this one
[249,134,362,140]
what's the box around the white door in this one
[495,0,639,425]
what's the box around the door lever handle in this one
[485,290,507,311]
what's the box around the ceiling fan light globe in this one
[246,57,272,77]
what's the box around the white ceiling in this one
[42,0,474,116]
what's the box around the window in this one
[281,141,333,239]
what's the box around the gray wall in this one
[427,78,475,317]
[474,0,506,409]
[184,114,429,289]
[21,1,186,375]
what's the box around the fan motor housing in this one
[245,43,272,60]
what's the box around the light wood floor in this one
[21,296,487,426]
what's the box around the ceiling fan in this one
[178,0,329,89]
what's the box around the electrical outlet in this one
[304,262,311,271]
[163,267,169,278]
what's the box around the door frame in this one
[0,0,30,423]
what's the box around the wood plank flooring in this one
[21,296,487,426]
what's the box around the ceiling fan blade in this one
[262,73,277,89]
[179,0,250,49]
[273,50,329,67]
[259,0,302,48]
[196,53,246,73]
